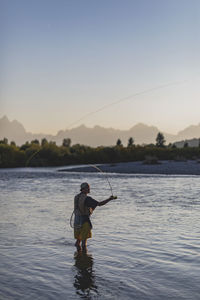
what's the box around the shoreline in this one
[59,160,200,175]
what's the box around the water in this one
[0,167,200,299]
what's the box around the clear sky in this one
[1,0,200,134]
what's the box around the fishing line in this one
[70,211,75,228]
[26,148,41,167]
[25,77,195,166]
[66,79,190,129]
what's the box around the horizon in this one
[1,114,200,137]
[1,0,200,134]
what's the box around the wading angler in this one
[73,182,115,252]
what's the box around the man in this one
[74,182,115,252]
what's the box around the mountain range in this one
[0,115,200,147]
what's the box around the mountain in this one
[0,116,27,143]
[127,123,176,144]
[54,123,176,146]
[177,124,200,139]
[0,115,199,146]
[0,115,54,145]
[56,125,125,146]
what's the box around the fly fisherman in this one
[74,182,115,252]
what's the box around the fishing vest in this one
[74,193,90,216]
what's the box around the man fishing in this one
[74,182,115,252]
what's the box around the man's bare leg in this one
[75,239,81,251]
[82,239,87,252]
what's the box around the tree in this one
[20,142,30,151]
[156,132,166,147]
[41,138,48,146]
[31,139,40,145]
[116,138,122,147]
[0,138,8,145]
[184,141,188,148]
[10,141,16,146]
[62,138,71,147]
[128,137,134,147]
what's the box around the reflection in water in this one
[74,252,98,299]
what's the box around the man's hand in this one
[99,195,117,206]
[109,195,117,200]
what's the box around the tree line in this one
[0,133,200,168]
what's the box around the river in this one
[0,167,200,299]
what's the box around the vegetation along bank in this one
[0,133,200,168]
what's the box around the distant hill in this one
[0,115,200,146]
[0,116,54,145]
[0,116,27,140]
[56,123,171,146]
[177,124,200,139]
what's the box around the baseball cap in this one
[80,182,89,191]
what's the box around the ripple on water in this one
[0,169,200,299]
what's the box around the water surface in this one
[0,168,200,299]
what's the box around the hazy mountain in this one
[56,125,125,146]
[0,115,199,146]
[50,123,177,146]
[177,124,200,139]
[0,116,27,143]
[127,123,176,144]
[0,116,55,145]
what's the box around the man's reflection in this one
[74,251,98,298]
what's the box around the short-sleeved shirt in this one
[81,196,99,228]
[85,196,99,210]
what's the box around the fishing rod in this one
[69,164,117,228]
[89,164,115,196]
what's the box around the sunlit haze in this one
[1,0,200,135]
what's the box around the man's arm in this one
[98,196,115,206]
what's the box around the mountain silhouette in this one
[0,116,27,141]
[0,115,199,146]
[177,124,200,139]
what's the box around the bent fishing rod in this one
[69,164,117,228]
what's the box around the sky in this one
[1,0,200,135]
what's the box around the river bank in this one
[59,160,200,175]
